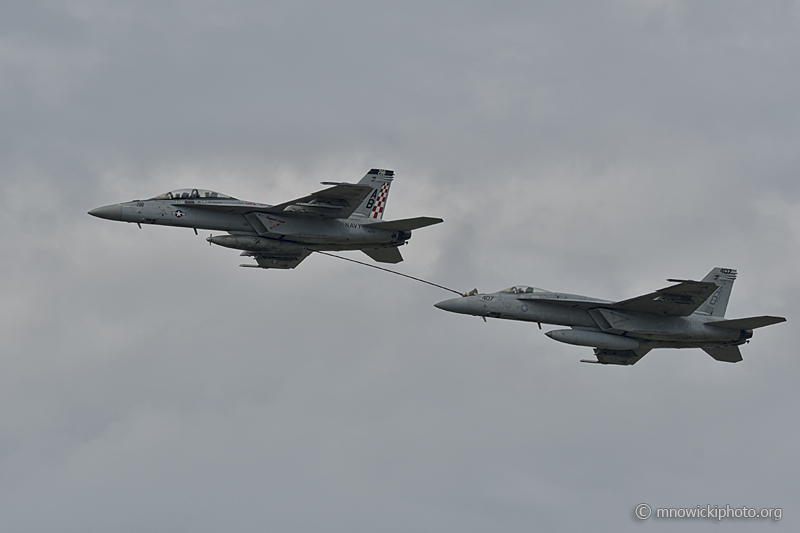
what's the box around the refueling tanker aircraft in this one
[435,268,785,365]
[89,169,442,269]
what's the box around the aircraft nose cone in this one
[434,297,471,314]
[88,204,122,221]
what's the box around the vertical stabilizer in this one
[350,169,393,219]
[696,268,737,317]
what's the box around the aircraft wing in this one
[240,250,312,269]
[609,280,720,316]
[583,348,651,366]
[515,295,609,310]
[176,183,373,219]
[264,183,373,218]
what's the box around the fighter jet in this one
[435,268,785,365]
[89,169,442,269]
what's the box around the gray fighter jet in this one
[435,268,785,365]
[89,169,442,269]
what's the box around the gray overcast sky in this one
[1,1,798,531]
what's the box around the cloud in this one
[0,36,102,105]
[1,1,798,531]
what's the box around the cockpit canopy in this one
[150,188,236,200]
[499,285,549,294]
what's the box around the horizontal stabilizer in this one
[362,247,403,264]
[366,217,443,232]
[706,316,786,330]
[702,346,743,363]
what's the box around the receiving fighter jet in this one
[435,268,785,365]
[89,169,442,269]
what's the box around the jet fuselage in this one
[89,170,443,269]
[435,290,749,350]
[90,197,410,251]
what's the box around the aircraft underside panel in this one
[246,212,401,246]
[589,308,677,337]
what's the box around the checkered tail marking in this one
[369,182,390,219]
